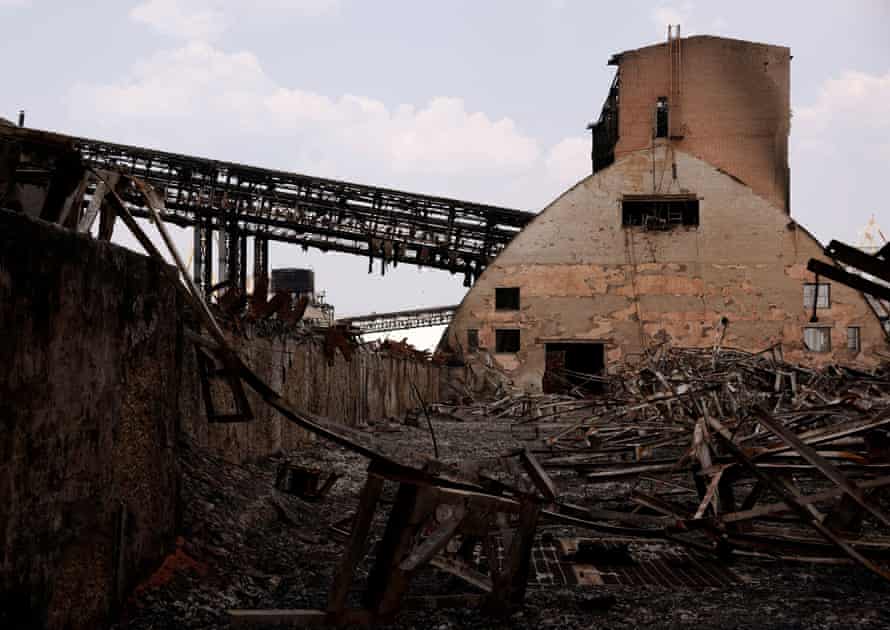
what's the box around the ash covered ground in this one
[114,416,890,630]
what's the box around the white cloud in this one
[0,0,31,7]
[129,0,339,40]
[544,136,590,191]
[790,68,890,248]
[130,0,226,40]
[69,42,545,183]
[649,2,727,38]
[793,69,890,158]
[72,42,268,117]
[795,70,890,133]
[650,2,694,37]
[249,0,340,15]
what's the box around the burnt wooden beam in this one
[824,240,890,284]
[518,449,558,501]
[327,471,384,618]
[806,259,890,303]
[752,407,890,529]
[705,414,890,582]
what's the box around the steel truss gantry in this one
[340,304,458,334]
[28,129,533,294]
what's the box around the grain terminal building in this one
[444,34,887,392]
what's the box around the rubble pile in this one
[115,403,890,630]
[101,182,890,626]
[491,344,890,577]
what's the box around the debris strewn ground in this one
[115,344,890,628]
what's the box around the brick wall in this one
[614,36,790,212]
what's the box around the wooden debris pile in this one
[516,343,890,580]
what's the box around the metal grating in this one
[463,537,739,588]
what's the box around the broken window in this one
[467,328,479,352]
[495,287,520,310]
[621,195,699,229]
[803,326,831,353]
[495,329,520,353]
[655,97,669,138]
[803,283,831,309]
[847,326,861,352]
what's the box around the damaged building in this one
[444,35,887,391]
[3,27,890,630]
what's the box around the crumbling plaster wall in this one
[0,210,179,630]
[614,36,791,212]
[180,332,443,463]
[446,149,885,391]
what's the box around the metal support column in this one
[222,226,242,291]
[254,235,269,293]
[193,221,214,297]
[238,233,247,293]
[218,228,229,290]
[220,208,245,292]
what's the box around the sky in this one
[2,1,888,348]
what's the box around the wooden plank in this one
[824,239,890,284]
[57,171,90,227]
[753,407,890,529]
[719,476,890,524]
[327,471,384,614]
[399,504,465,571]
[78,170,118,233]
[363,483,422,616]
[429,556,493,592]
[402,594,484,610]
[519,449,558,500]
[489,498,541,611]
[706,414,890,583]
[229,608,371,627]
[693,469,725,519]
[586,462,686,480]
[754,413,890,458]
[807,259,890,302]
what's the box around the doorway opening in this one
[543,342,606,395]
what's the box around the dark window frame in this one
[655,96,669,138]
[495,287,521,311]
[495,329,521,353]
[847,326,861,352]
[621,195,699,229]
[803,282,831,309]
[467,328,479,352]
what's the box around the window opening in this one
[467,329,479,352]
[495,329,520,353]
[803,283,831,309]
[803,327,831,353]
[622,195,699,229]
[495,287,520,310]
[655,97,669,138]
[847,327,861,352]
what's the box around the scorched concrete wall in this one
[180,331,443,463]
[0,210,179,630]
[0,208,448,630]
